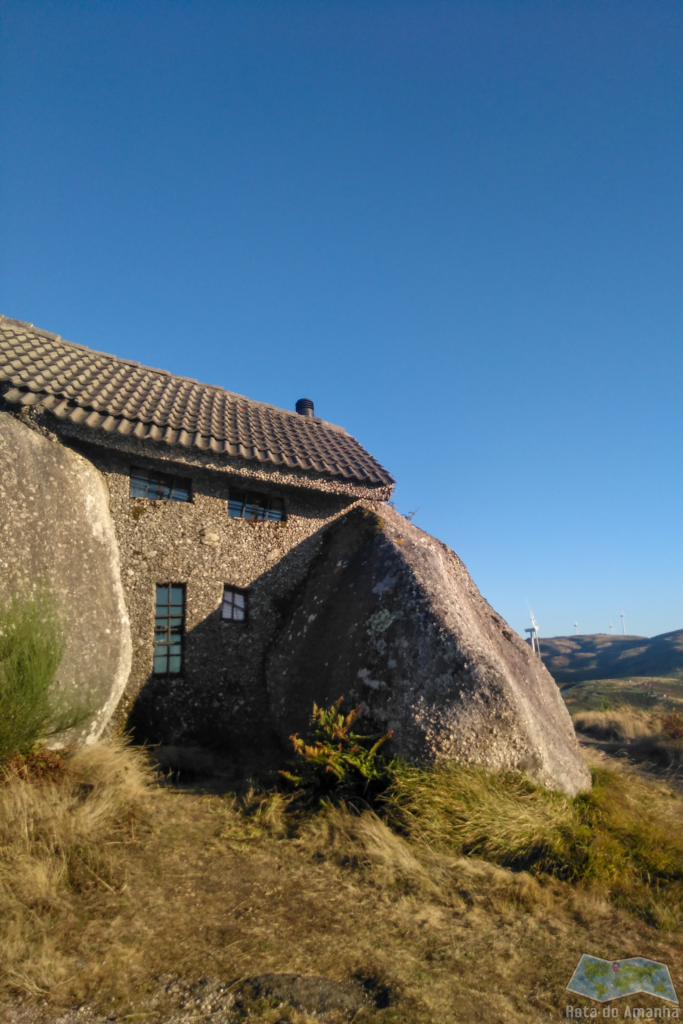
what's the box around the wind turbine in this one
[525,608,541,655]
[621,613,626,635]
[610,622,613,635]
[574,622,579,635]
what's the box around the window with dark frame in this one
[227,488,285,521]
[154,584,185,675]
[221,586,247,621]
[130,466,192,502]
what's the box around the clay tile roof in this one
[0,316,395,488]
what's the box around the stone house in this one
[0,315,394,756]
[0,316,592,795]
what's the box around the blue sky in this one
[2,0,682,640]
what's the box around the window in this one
[221,586,247,621]
[227,488,284,521]
[154,584,185,675]
[130,466,191,502]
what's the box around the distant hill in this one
[535,629,683,684]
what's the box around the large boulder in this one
[266,505,590,796]
[0,412,132,743]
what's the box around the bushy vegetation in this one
[0,589,88,765]
[0,590,64,763]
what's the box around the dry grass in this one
[299,802,560,918]
[0,737,154,997]
[1,741,683,1023]
[573,708,656,740]
[379,758,683,929]
[385,763,575,868]
[573,708,683,769]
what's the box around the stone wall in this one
[71,437,365,755]
[0,412,132,744]
[52,419,392,502]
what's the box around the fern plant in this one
[280,697,396,807]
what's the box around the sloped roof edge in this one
[0,316,395,488]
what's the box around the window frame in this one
[227,487,285,522]
[130,465,193,503]
[153,583,186,676]
[221,585,248,623]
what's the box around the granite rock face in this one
[266,504,590,796]
[0,412,132,743]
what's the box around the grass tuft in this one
[573,708,683,768]
[573,708,654,741]
[299,802,555,917]
[0,737,154,998]
[381,757,683,928]
[384,762,575,870]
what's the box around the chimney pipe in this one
[296,398,315,417]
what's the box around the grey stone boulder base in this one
[0,412,132,744]
[266,504,591,797]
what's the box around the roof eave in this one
[0,387,396,496]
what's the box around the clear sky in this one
[2,1,681,640]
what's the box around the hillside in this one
[537,629,683,684]
[561,674,683,714]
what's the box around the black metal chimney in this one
[296,398,315,417]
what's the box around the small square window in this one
[154,583,185,675]
[130,466,191,502]
[227,488,284,521]
[222,586,247,622]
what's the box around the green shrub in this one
[0,589,81,764]
[599,697,614,711]
[279,697,396,807]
